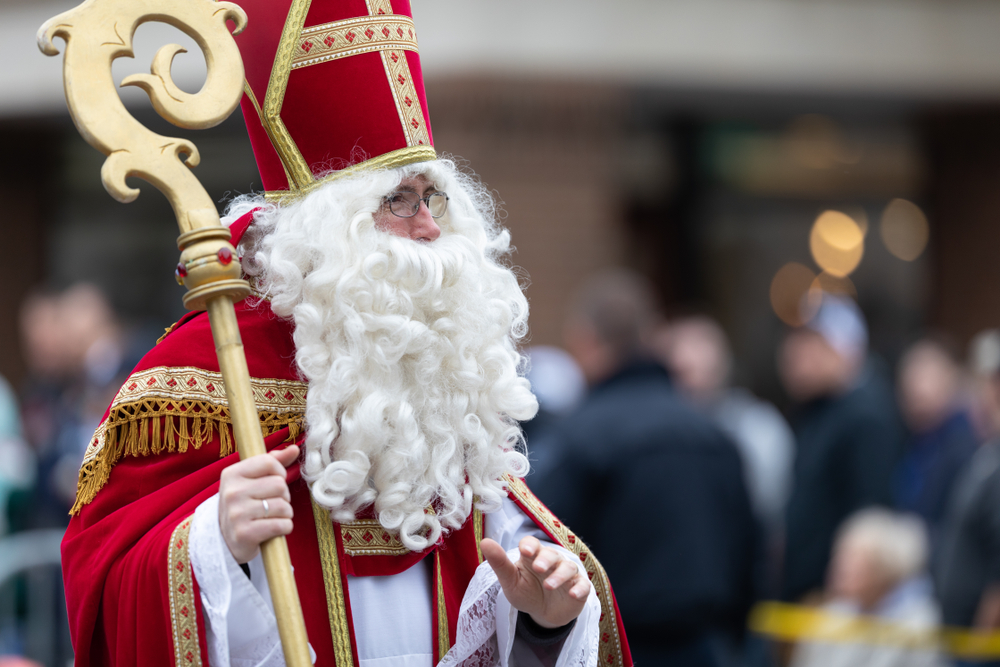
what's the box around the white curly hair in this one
[224,159,537,551]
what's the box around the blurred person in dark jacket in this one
[779,295,904,603]
[657,316,794,573]
[521,345,586,476]
[936,330,1000,654]
[893,337,977,555]
[533,270,758,667]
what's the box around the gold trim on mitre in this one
[293,15,418,70]
[254,0,435,205]
[262,0,315,191]
[262,145,437,203]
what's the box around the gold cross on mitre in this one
[237,0,437,202]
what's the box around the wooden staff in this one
[37,2,311,665]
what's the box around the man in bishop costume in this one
[60,2,632,666]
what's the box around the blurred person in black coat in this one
[894,337,978,557]
[936,331,1000,660]
[779,295,905,604]
[532,270,759,667]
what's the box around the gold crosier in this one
[37,2,312,666]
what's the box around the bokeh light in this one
[809,210,865,277]
[770,262,822,327]
[880,198,929,261]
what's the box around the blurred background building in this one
[4,0,1000,408]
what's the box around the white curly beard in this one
[227,159,538,551]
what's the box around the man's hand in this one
[481,536,590,629]
[219,445,299,564]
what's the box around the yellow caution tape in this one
[749,602,1000,660]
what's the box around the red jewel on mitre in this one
[234,0,435,202]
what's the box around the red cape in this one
[61,299,632,667]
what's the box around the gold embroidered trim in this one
[292,16,418,70]
[379,47,430,148]
[243,79,264,124]
[365,0,394,15]
[435,551,450,659]
[263,145,437,203]
[262,0,314,190]
[71,367,307,514]
[312,500,356,667]
[473,508,484,563]
[340,518,409,556]
[168,517,202,667]
[504,475,627,667]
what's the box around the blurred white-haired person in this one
[792,508,945,667]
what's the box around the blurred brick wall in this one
[426,78,628,348]
[924,109,1000,345]
[0,123,54,388]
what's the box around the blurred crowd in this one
[3,273,1000,667]
[526,269,1000,667]
[0,284,147,660]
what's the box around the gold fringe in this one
[70,397,304,515]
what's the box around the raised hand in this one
[481,536,590,629]
[219,445,300,564]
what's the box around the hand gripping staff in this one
[37,3,311,666]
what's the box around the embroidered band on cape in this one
[340,519,409,557]
[504,475,627,667]
[71,366,307,514]
[168,517,202,667]
[313,500,357,667]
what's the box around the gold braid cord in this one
[504,475,628,667]
[72,367,307,514]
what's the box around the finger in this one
[528,544,562,576]
[271,445,300,468]
[235,518,294,546]
[543,559,580,591]
[226,453,288,480]
[245,475,292,503]
[481,538,520,591]
[254,497,293,520]
[517,535,542,570]
[223,474,290,506]
[569,575,592,600]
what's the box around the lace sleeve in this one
[437,546,601,667]
[189,494,313,667]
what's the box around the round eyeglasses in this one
[385,191,449,219]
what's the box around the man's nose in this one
[409,202,441,241]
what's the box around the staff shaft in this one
[207,295,312,667]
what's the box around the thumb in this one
[271,445,300,468]
[481,538,520,591]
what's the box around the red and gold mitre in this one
[233,0,436,201]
